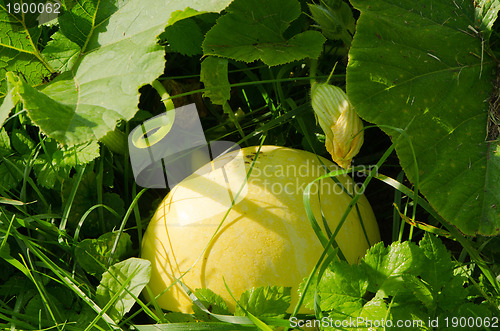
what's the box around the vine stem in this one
[151,79,175,111]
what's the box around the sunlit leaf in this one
[3,0,235,145]
[0,0,51,96]
[202,0,325,66]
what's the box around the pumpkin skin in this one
[141,145,380,313]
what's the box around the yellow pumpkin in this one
[141,145,380,313]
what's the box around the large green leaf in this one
[202,0,326,66]
[347,0,500,236]
[0,0,51,96]
[1,0,235,145]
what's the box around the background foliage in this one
[0,0,499,330]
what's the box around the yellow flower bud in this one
[311,82,364,169]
